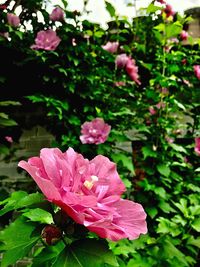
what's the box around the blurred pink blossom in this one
[165,136,174,144]
[49,7,64,22]
[31,30,61,51]
[80,118,111,145]
[156,102,165,109]
[170,38,179,43]
[194,65,200,80]
[114,81,126,87]
[160,87,169,96]
[125,58,141,85]
[7,13,20,27]
[115,53,129,68]
[194,137,200,156]
[149,102,165,115]
[180,30,188,41]
[0,4,7,10]
[5,136,13,143]
[163,4,175,18]
[157,0,166,3]
[18,147,147,241]
[102,41,119,53]
[183,79,192,87]
[181,59,187,65]
[149,106,157,115]
[115,54,141,84]
[0,32,9,39]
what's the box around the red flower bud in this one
[41,225,62,245]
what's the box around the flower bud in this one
[41,225,62,245]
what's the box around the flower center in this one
[83,175,99,190]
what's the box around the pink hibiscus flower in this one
[194,137,200,156]
[149,101,165,115]
[80,118,111,145]
[115,54,141,84]
[149,106,157,115]
[5,136,13,143]
[180,30,188,41]
[7,13,20,27]
[125,58,141,85]
[194,65,200,80]
[18,148,147,241]
[163,4,175,18]
[102,41,119,53]
[31,29,61,51]
[49,7,64,22]
[114,81,126,87]
[115,54,129,69]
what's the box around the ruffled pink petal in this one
[87,199,147,241]
[113,199,147,239]
[18,160,61,201]
[90,155,125,196]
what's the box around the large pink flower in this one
[18,148,147,241]
[49,7,64,22]
[7,13,20,27]
[194,65,200,80]
[194,137,200,156]
[31,29,61,51]
[102,41,119,53]
[80,118,111,145]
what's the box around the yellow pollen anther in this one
[84,180,94,190]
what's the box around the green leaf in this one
[0,191,44,216]
[15,192,45,208]
[127,253,155,267]
[157,163,170,177]
[173,198,188,216]
[191,218,200,232]
[22,208,54,224]
[0,101,21,106]
[111,153,134,173]
[31,241,65,267]
[0,217,39,267]
[0,144,10,155]
[52,239,119,267]
[160,239,189,266]
[153,23,165,32]
[154,187,166,198]
[146,207,158,219]
[142,146,157,159]
[158,200,175,213]
[173,99,186,111]
[0,191,28,216]
[146,3,162,14]
[187,236,200,248]
[0,117,18,126]
[94,31,104,38]
[157,218,181,236]
[166,21,183,38]
[105,1,116,18]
